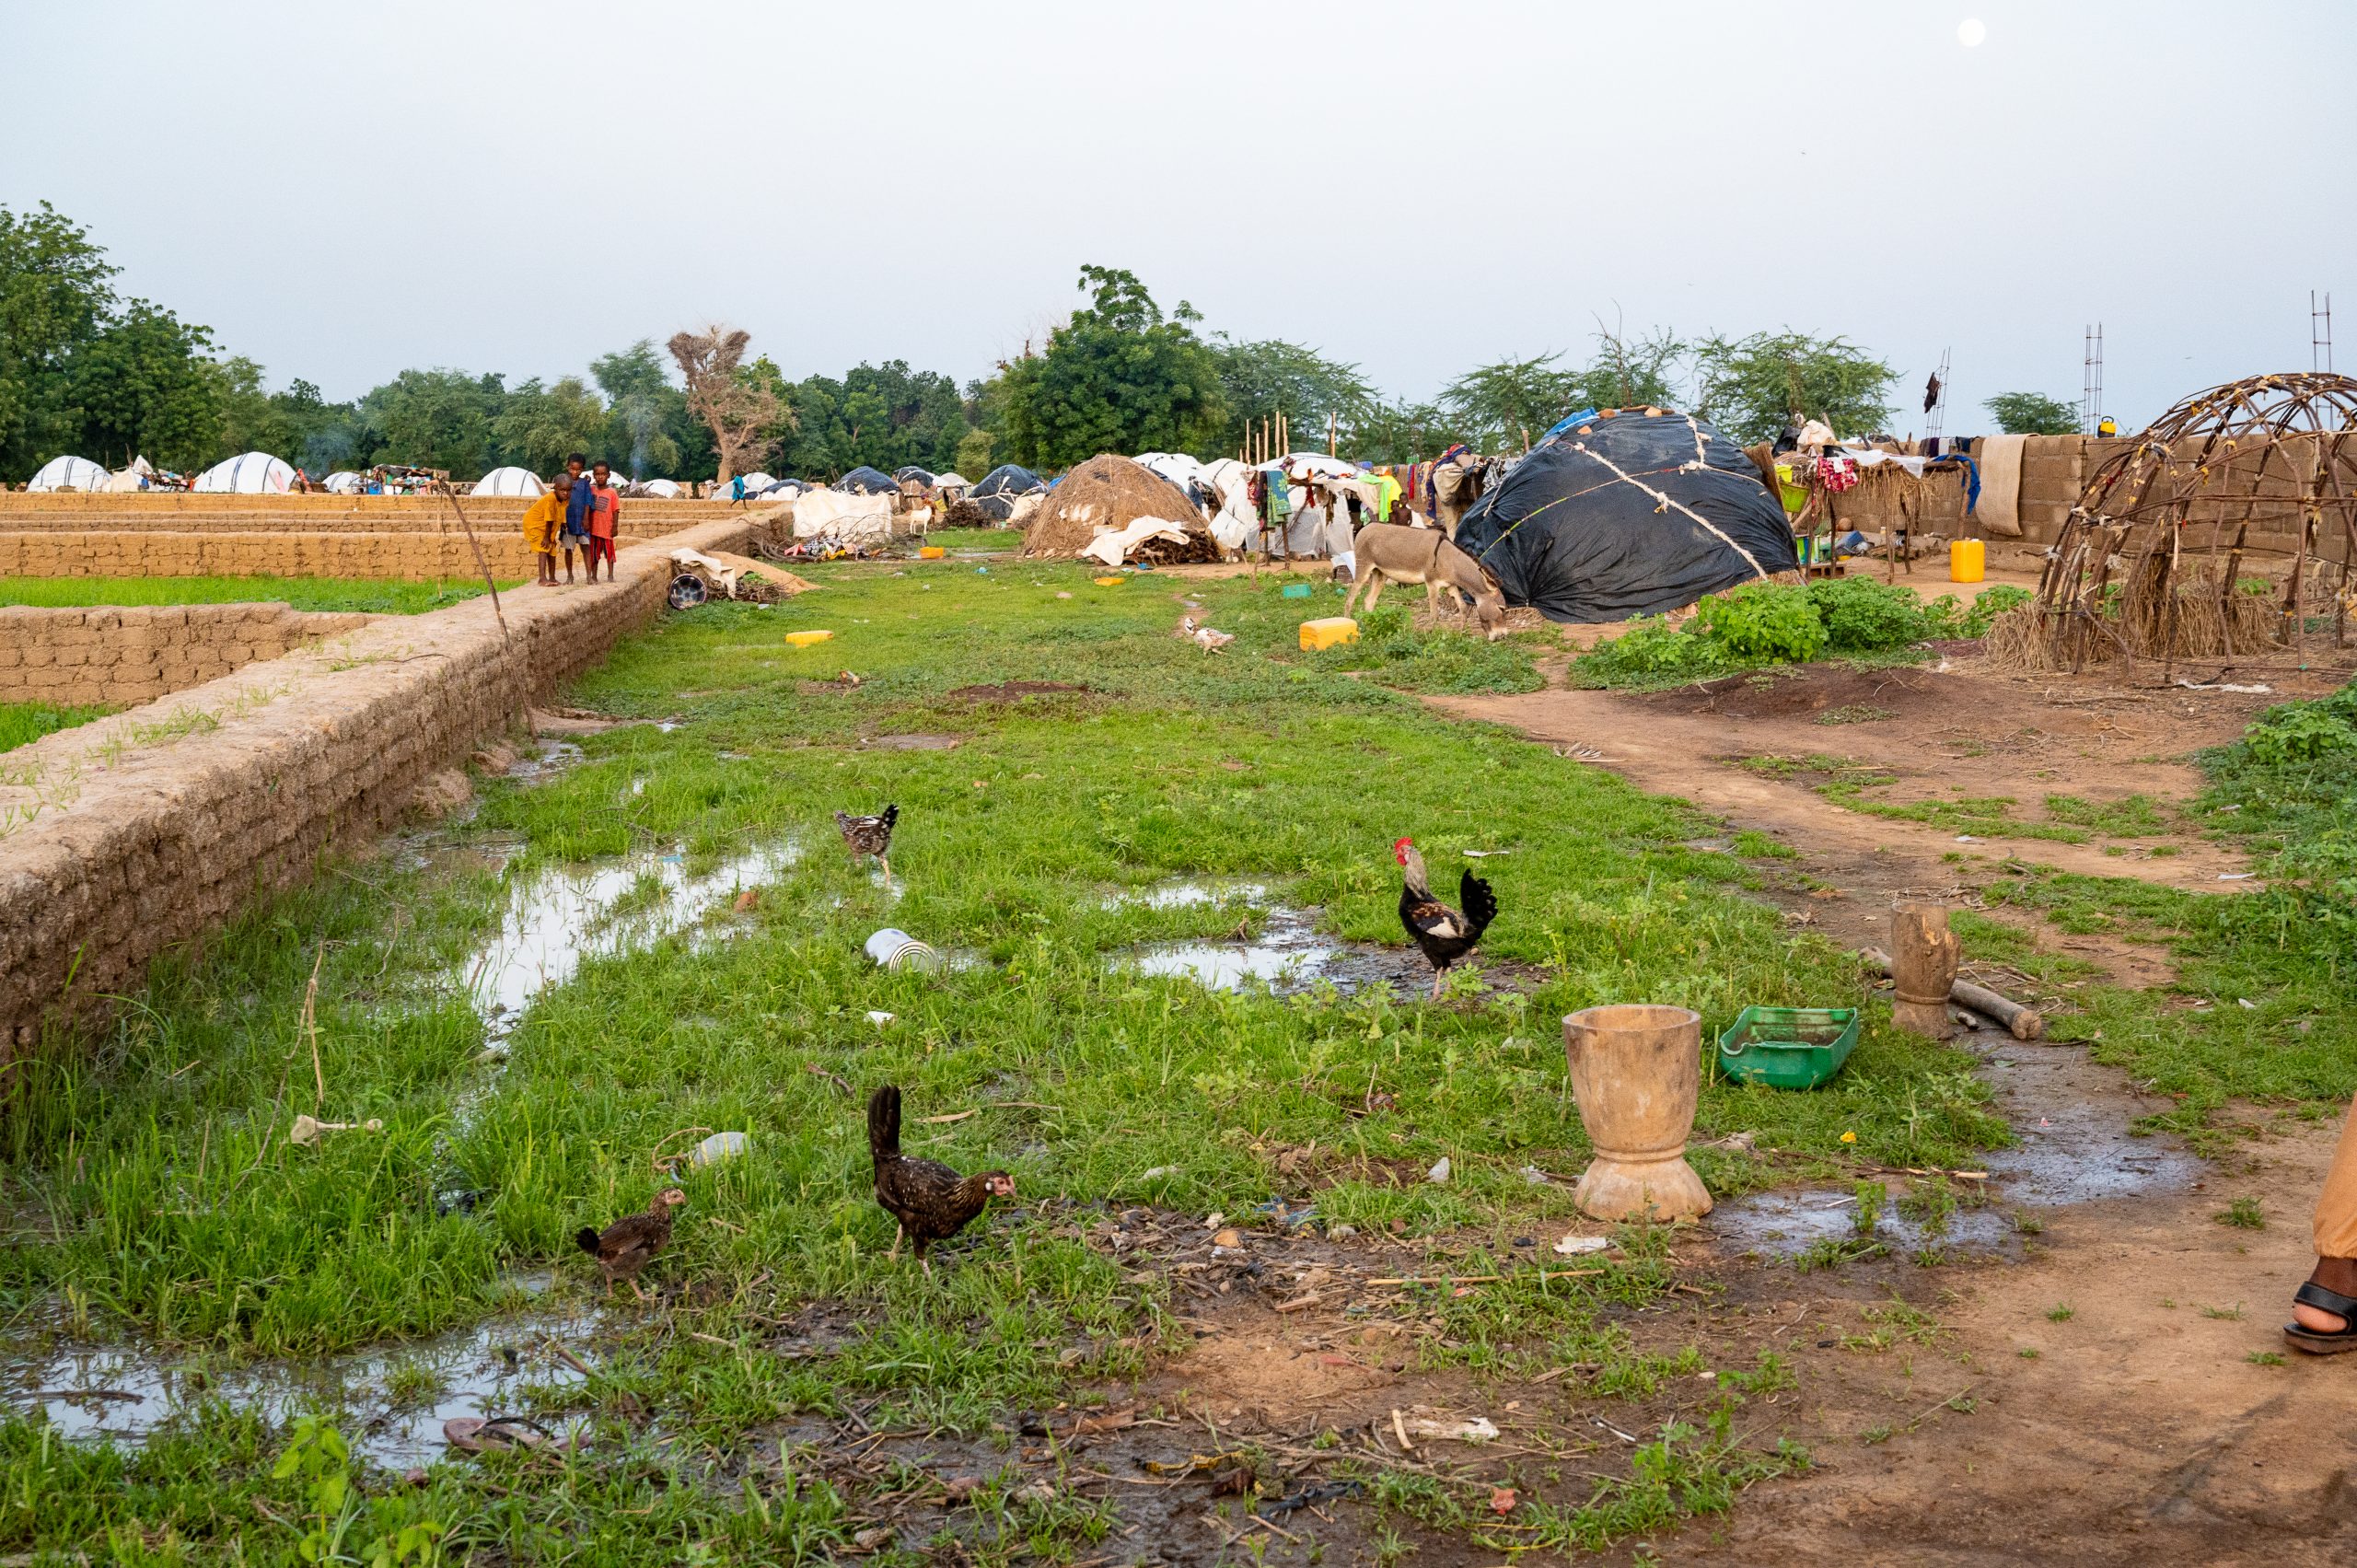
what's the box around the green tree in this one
[494,375,610,472]
[1567,320,1686,412]
[590,340,691,478]
[1984,390,2081,436]
[953,425,994,478]
[356,369,505,476]
[998,265,1227,470]
[780,360,970,478]
[0,201,118,480]
[68,301,223,470]
[1341,398,1455,464]
[1210,337,1371,455]
[1691,330,1897,445]
[1443,353,1581,452]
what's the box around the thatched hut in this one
[1018,455,1221,563]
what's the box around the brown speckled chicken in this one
[868,1085,1014,1274]
[837,804,899,881]
[575,1189,686,1299]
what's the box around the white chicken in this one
[1178,615,1235,655]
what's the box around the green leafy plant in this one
[1692,583,1826,664]
[272,1417,444,1566]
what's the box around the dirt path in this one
[1399,656,2357,1562]
[1427,661,2289,961]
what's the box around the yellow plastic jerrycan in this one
[1299,617,1359,651]
[1949,539,1985,584]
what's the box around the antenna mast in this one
[2082,324,2106,435]
[2315,291,2335,374]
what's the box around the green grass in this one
[0,556,2005,1560]
[1958,679,2357,1137]
[0,700,110,753]
[0,575,509,614]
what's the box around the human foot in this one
[2285,1257,2357,1352]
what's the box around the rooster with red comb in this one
[1392,837,1498,1002]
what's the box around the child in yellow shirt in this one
[521,482,565,585]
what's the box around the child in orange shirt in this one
[520,480,565,585]
[586,461,622,582]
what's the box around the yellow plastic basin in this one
[785,630,835,647]
[1299,616,1360,651]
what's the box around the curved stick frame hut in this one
[2031,373,2357,675]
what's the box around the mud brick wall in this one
[0,530,638,580]
[0,517,754,1055]
[0,493,738,537]
[0,606,374,707]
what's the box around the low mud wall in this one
[0,605,375,707]
[0,530,643,581]
[0,516,756,1055]
[0,494,737,536]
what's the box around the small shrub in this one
[1696,583,1827,663]
[1807,577,1931,652]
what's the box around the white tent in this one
[637,478,682,499]
[28,455,109,492]
[788,488,894,542]
[192,452,296,494]
[323,470,366,494]
[104,456,157,493]
[734,471,778,494]
[1198,457,1259,551]
[932,470,972,493]
[471,466,545,497]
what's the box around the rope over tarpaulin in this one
[1453,410,1797,623]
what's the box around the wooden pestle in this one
[1861,947,2048,1041]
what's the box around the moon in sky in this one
[1957,17,1987,45]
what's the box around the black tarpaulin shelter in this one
[968,462,1046,520]
[1454,412,1796,622]
[834,466,899,494]
[892,465,935,486]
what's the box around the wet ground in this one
[2,1276,599,1470]
[1713,1016,2202,1262]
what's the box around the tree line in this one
[1,203,2084,487]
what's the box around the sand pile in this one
[1018,455,1219,563]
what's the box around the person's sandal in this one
[2283,1282,2357,1353]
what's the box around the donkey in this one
[1343,523,1508,640]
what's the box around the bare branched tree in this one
[667,324,789,482]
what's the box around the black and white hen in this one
[837,804,899,881]
[1392,836,1498,1001]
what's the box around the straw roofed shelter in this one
[1019,454,1221,563]
[2001,372,2357,674]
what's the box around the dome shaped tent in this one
[892,465,935,487]
[637,478,683,499]
[322,471,366,494]
[28,455,109,492]
[758,478,814,498]
[1453,411,1797,622]
[471,466,545,497]
[733,472,777,494]
[833,466,899,494]
[966,462,1046,521]
[192,452,296,494]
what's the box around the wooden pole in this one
[1887,906,1961,1039]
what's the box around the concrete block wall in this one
[0,606,374,707]
[0,517,754,1054]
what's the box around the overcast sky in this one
[7,0,2351,433]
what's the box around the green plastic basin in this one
[1715,1005,1861,1090]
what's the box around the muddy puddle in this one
[1104,879,1427,996]
[1,1281,600,1470]
[462,838,798,1036]
[1713,1026,2202,1260]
